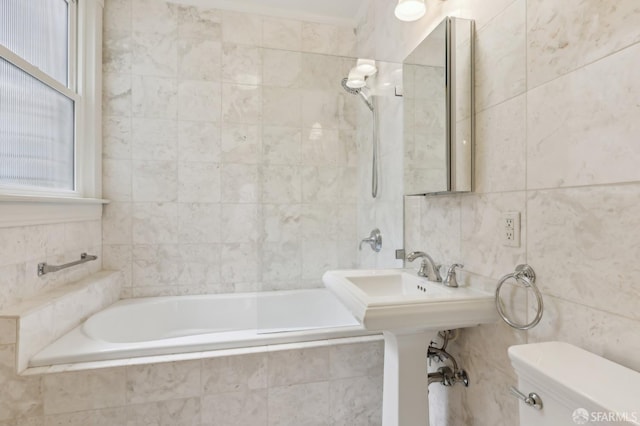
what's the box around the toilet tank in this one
[509,342,640,426]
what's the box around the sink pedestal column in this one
[382,330,435,426]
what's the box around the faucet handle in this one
[443,264,463,287]
[359,229,382,252]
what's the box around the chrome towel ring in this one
[495,264,543,330]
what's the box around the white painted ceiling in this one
[169,0,368,27]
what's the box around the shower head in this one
[341,78,362,95]
[341,78,374,112]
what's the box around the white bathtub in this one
[30,289,367,367]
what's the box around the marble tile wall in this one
[356,66,405,270]
[357,0,640,424]
[0,221,102,311]
[0,220,103,423]
[102,0,361,297]
[0,339,384,425]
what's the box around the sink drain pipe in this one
[427,330,469,387]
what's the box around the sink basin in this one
[344,272,443,297]
[323,268,499,426]
[322,269,497,332]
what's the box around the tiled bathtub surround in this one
[0,271,122,372]
[102,0,361,297]
[358,0,640,425]
[0,220,103,422]
[0,339,383,425]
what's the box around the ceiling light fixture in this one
[394,0,426,22]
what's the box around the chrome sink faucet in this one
[407,251,442,282]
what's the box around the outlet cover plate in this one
[502,212,520,247]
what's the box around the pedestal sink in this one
[322,269,497,426]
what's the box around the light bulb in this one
[394,0,426,22]
[356,59,377,76]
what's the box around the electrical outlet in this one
[502,212,520,247]
[506,229,514,240]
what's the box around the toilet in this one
[509,342,640,426]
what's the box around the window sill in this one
[0,195,109,228]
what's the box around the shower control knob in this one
[359,229,382,252]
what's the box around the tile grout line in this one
[537,292,640,325]
[525,38,640,94]
[523,0,530,341]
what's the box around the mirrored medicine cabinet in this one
[403,17,474,195]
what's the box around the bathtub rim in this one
[21,334,383,376]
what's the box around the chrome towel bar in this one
[38,253,98,276]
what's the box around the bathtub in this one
[30,289,369,367]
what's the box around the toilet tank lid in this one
[509,342,640,417]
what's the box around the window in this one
[0,0,79,194]
[0,0,103,227]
